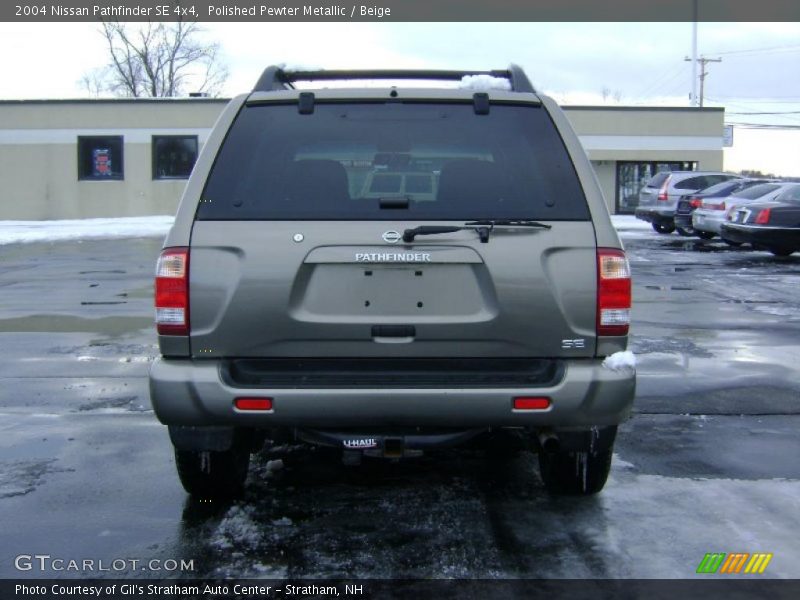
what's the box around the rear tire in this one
[174,446,250,499]
[538,428,616,495]
[652,223,675,234]
[724,239,743,247]
[676,226,695,237]
[696,231,716,240]
[768,247,795,257]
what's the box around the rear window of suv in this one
[674,174,731,190]
[646,172,670,188]
[197,102,590,221]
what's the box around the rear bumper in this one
[674,211,694,230]
[720,223,800,248]
[149,357,636,429]
[692,210,725,234]
[634,206,674,225]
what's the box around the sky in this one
[0,21,798,175]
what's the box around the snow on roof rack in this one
[252,65,536,94]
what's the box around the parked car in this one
[720,183,800,256]
[149,65,635,499]
[673,178,771,238]
[635,171,739,234]
[692,182,791,239]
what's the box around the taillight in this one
[755,208,771,224]
[689,198,703,208]
[513,396,551,410]
[704,201,725,211]
[597,249,631,337]
[155,247,189,336]
[657,177,670,201]
[234,397,273,411]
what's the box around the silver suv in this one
[635,171,739,233]
[149,66,635,498]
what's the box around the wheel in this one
[768,247,795,257]
[696,231,716,240]
[538,427,617,495]
[676,226,695,237]
[174,446,250,498]
[723,239,743,247]
[652,222,675,234]
[538,448,613,495]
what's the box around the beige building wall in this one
[0,99,226,220]
[0,100,724,219]
[563,106,726,213]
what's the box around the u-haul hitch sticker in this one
[343,438,378,449]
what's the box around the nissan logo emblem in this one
[382,230,401,244]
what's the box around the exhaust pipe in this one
[537,430,560,453]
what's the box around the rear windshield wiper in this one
[402,225,466,242]
[403,220,551,243]
[465,219,552,229]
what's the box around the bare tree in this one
[84,19,228,98]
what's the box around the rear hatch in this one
[637,172,670,208]
[189,101,598,359]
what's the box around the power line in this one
[634,62,686,99]
[727,110,800,115]
[708,97,800,125]
[709,43,800,56]
[709,97,800,103]
[726,122,800,130]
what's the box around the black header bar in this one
[3,0,800,22]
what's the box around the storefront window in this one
[152,136,198,179]
[78,136,124,180]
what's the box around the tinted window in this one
[732,183,780,199]
[153,135,198,179]
[674,176,711,190]
[776,184,800,204]
[406,174,433,194]
[78,136,123,180]
[697,180,740,196]
[646,172,670,188]
[198,103,589,221]
[369,174,402,194]
[705,174,735,187]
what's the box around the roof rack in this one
[252,64,535,94]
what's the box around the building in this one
[0,99,725,220]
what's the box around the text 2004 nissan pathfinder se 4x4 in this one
[149,66,635,498]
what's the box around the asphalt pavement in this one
[0,231,798,580]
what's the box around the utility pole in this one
[684,56,722,107]
[691,0,698,106]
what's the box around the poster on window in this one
[92,148,112,177]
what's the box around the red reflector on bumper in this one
[234,397,273,411]
[513,396,551,410]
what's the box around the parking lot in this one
[1,220,799,579]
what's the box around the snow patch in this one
[278,62,324,72]
[458,74,511,91]
[266,459,284,472]
[610,215,651,232]
[211,505,262,552]
[602,350,637,372]
[0,216,173,245]
[612,454,636,469]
